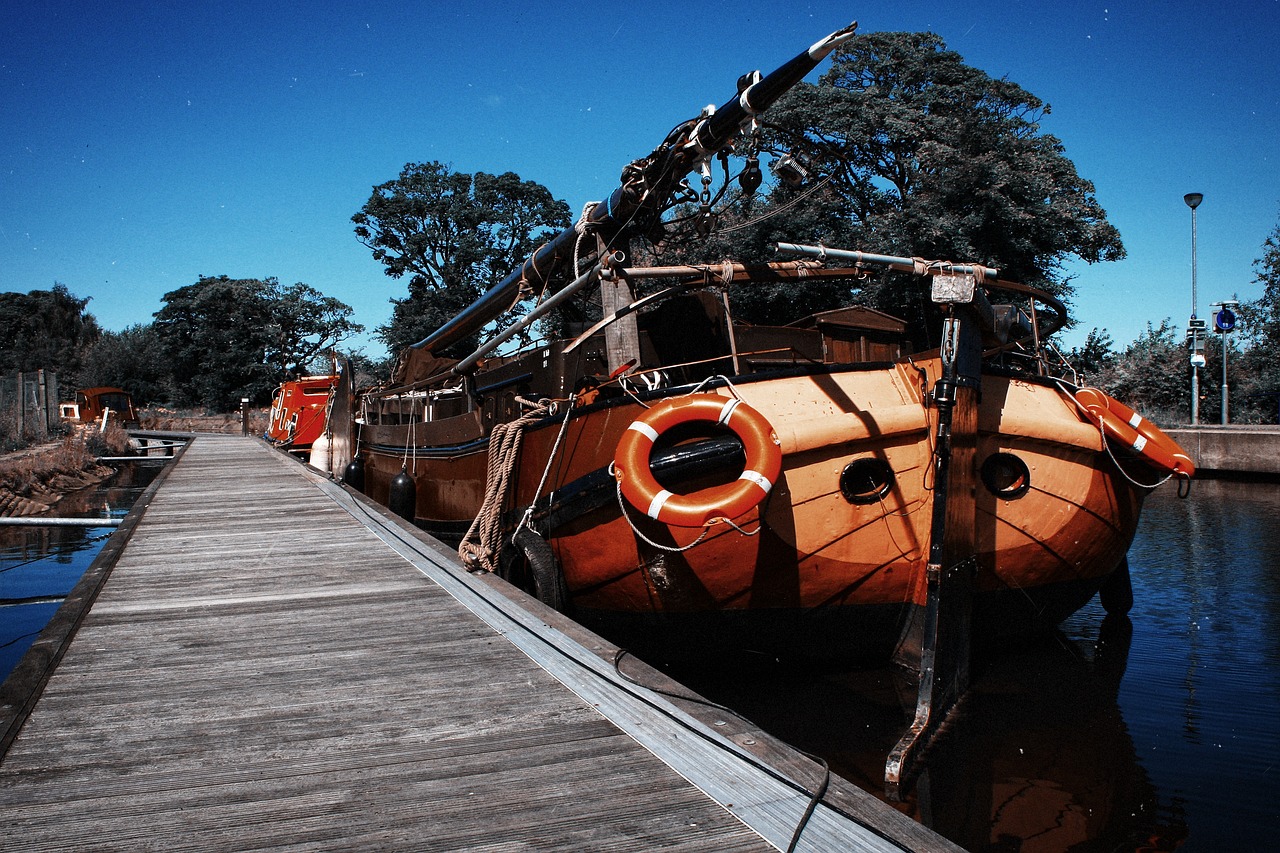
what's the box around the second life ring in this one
[1075,387,1195,478]
[613,394,782,527]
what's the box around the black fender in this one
[512,526,568,612]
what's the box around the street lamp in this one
[1213,301,1238,424]
[1185,192,1204,425]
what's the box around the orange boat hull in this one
[357,360,1148,660]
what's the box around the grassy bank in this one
[138,407,269,436]
[0,426,132,517]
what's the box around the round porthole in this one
[839,458,895,505]
[981,452,1031,499]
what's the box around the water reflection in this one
[919,618,1185,852]
[1118,480,1280,853]
[667,479,1280,852]
[0,464,160,681]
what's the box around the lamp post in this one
[1185,192,1204,425]
[1213,301,1237,424]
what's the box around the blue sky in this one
[3,1,1278,359]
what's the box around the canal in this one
[0,462,164,683]
[670,478,1280,852]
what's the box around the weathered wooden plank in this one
[0,436,776,851]
[303,452,957,853]
[0,435,956,852]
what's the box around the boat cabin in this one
[359,277,917,441]
[59,387,140,428]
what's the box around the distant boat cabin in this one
[59,387,139,428]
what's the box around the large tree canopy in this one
[701,32,1125,334]
[152,276,361,409]
[353,163,571,356]
[0,284,102,382]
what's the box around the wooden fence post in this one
[15,372,25,440]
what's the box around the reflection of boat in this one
[914,616,1188,852]
[665,616,1187,852]
[325,22,1192,788]
[58,387,139,429]
[265,375,337,453]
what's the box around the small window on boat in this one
[981,453,1031,499]
[839,458,895,505]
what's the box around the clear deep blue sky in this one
[3,1,1278,359]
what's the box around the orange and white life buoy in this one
[613,394,782,527]
[1075,387,1195,478]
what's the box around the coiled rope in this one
[458,397,552,573]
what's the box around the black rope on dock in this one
[611,647,834,853]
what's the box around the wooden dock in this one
[0,434,956,851]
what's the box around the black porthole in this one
[981,452,1031,499]
[839,458,895,505]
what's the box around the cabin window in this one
[839,458,895,505]
[981,453,1031,499]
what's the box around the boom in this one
[412,21,858,356]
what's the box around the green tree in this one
[263,281,363,377]
[77,324,171,406]
[0,284,102,382]
[1093,320,1187,423]
[153,276,361,409]
[1067,328,1117,384]
[1234,219,1280,422]
[353,163,571,356]
[703,32,1125,338]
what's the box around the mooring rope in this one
[458,398,551,573]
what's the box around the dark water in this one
[669,479,1280,852]
[0,463,162,683]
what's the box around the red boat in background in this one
[265,375,338,452]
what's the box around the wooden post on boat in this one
[329,357,358,483]
[885,273,986,800]
[737,243,1066,796]
[597,236,641,374]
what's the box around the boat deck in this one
[0,434,955,851]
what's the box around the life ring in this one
[1075,388,1195,478]
[613,394,782,527]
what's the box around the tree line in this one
[1069,222,1280,424]
[4,31,1278,421]
[0,277,362,411]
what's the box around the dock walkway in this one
[0,435,952,851]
